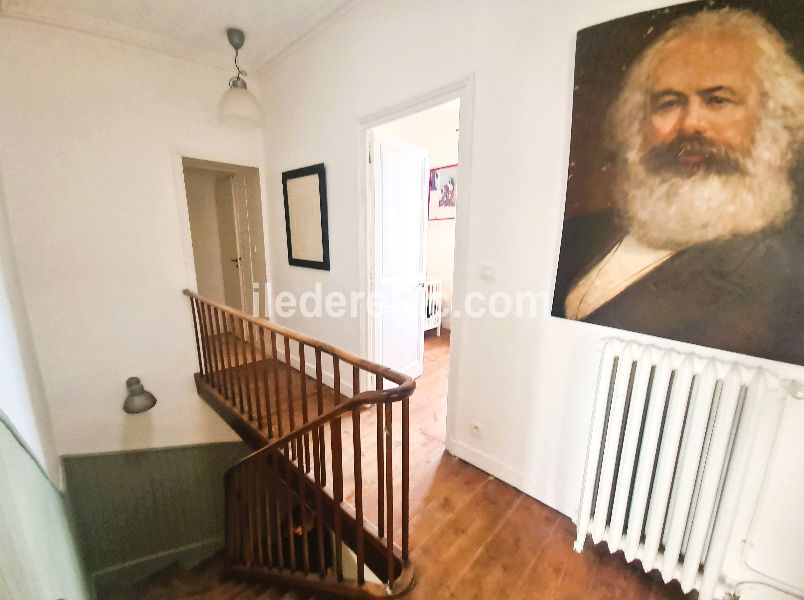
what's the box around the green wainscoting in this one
[0,413,91,600]
[63,441,249,594]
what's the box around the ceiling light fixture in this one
[218,27,264,128]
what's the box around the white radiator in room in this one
[574,339,785,600]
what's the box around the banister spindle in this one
[402,394,410,562]
[283,442,297,572]
[189,298,204,375]
[331,357,344,581]
[196,300,211,380]
[270,332,283,438]
[247,321,261,428]
[315,349,327,486]
[218,310,234,406]
[299,342,311,473]
[207,304,224,393]
[239,318,254,421]
[352,368,365,584]
[258,327,274,437]
[385,392,395,588]
[376,374,385,539]
[310,414,326,577]
[227,313,244,413]
[283,336,298,461]
[298,441,311,574]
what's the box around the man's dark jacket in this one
[552,206,804,366]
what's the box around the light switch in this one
[480,263,495,281]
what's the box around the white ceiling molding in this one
[0,0,231,70]
[253,0,362,79]
[0,0,359,74]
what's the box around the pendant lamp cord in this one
[234,48,246,78]
[229,47,247,87]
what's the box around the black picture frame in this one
[282,163,330,271]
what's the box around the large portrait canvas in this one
[552,0,804,366]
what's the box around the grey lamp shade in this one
[123,377,157,414]
[218,87,264,128]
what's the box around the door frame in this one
[357,76,475,448]
[171,148,271,318]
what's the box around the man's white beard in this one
[620,126,796,250]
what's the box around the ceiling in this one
[0,0,355,74]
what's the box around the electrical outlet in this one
[470,421,483,437]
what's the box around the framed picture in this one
[428,164,457,220]
[551,0,804,366]
[282,163,330,270]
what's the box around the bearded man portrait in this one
[553,2,804,366]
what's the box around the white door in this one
[231,173,256,316]
[215,175,244,311]
[371,134,429,379]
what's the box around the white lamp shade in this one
[218,87,264,128]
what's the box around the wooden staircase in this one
[185,291,416,598]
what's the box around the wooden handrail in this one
[182,289,411,386]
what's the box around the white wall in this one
[0,168,60,483]
[0,19,267,454]
[184,168,226,303]
[374,100,459,329]
[257,0,804,565]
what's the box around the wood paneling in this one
[63,441,249,591]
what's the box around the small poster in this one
[428,164,457,221]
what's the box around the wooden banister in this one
[183,289,410,386]
[184,290,416,598]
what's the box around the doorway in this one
[365,98,460,441]
[182,158,268,317]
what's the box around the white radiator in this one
[424,278,442,336]
[574,339,776,600]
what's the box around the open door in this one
[370,134,429,379]
[215,175,245,310]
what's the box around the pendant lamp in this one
[218,28,264,128]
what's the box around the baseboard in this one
[91,537,223,593]
[446,437,573,519]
